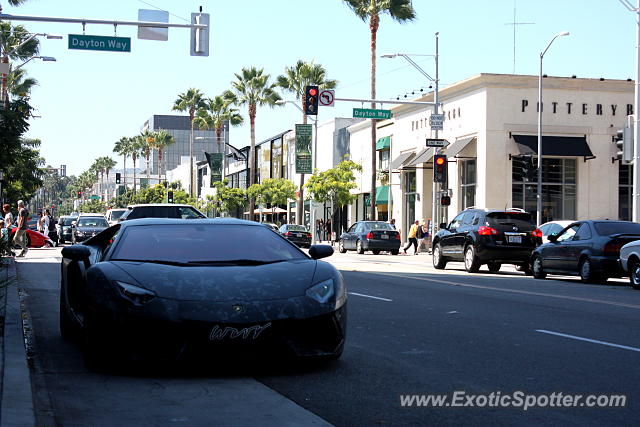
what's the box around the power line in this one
[136,0,190,23]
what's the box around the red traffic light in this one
[435,157,446,166]
[308,88,318,96]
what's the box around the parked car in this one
[619,239,640,290]
[118,204,206,221]
[59,218,345,369]
[9,227,54,248]
[531,220,640,283]
[71,214,109,244]
[338,221,401,255]
[279,224,312,248]
[537,220,574,244]
[105,208,127,226]
[265,223,280,233]
[432,208,540,273]
[56,216,76,244]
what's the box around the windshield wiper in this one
[186,259,286,266]
[112,259,190,266]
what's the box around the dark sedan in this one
[339,221,401,255]
[59,218,346,370]
[57,216,75,244]
[279,224,312,248]
[531,220,640,283]
[71,216,109,243]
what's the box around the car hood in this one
[110,259,318,302]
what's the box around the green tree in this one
[150,129,175,183]
[0,22,39,107]
[130,135,144,193]
[6,66,37,100]
[260,178,296,218]
[213,179,246,217]
[305,160,363,222]
[113,136,132,189]
[2,137,44,202]
[140,129,155,182]
[80,198,107,213]
[224,67,282,219]
[343,0,415,219]
[172,88,206,198]
[277,60,337,225]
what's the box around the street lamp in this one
[276,99,319,242]
[537,31,569,226]
[14,55,56,71]
[382,33,440,239]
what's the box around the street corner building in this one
[344,73,635,234]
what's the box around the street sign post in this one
[68,34,131,52]
[319,90,335,107]
[353,108,392,120]
[426,138,449,147]
[429,113,445,130]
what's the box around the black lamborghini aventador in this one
[59,218,347,369]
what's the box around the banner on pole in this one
[295,124,313,174]
[205,152,223,185]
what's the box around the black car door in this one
[440,213,465,257]
[561,222,593,272]
[543,223,580,270]
[343,223,358,249]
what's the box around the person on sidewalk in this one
[402,220,420,255]
[416,220,426,254]
[3,203,13,230]
[13,200,29,257]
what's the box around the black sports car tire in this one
[83,313,118,372]
[532,255,546,279]
[356,240,365,254]
[59,287,80,341]
[464,245,481,273]
[372,249,381,255]
[487,262,501,272]
[338,240,347,253]
[579,257,606,284]
[629,260,640,290]
[432,243,447,269]
[521,264,533,276]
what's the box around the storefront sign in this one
[521,99,634,116]
[295,124,313,174]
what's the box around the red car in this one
[9,227,54,248]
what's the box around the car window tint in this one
[593,222,640,236]
[471,214,480,225]
[286,225,308,232]
[109,210,126,220]
[178,206,204,219]
[364,222,394,230]
[449,213,465,229]
[539,224,550,234]
[355,223,365,233]
[556,224,580,242]
[78,217,108,227]
[486,212,534,228]
[573,223,592,241]
[111,224,306,263]
[461,211,475,225]
[347,224,357,233]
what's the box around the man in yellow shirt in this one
[403,220,420,255]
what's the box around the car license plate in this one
[507,235,522,244]
[381,234,389,239]
[295,233,301,237]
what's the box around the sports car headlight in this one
[114,281,156,306]
[306,279,335,304]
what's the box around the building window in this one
[460,160,476,209]
[619,164,632,221]
[512,158,577,223]
[378,149,390,171]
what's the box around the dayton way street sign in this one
[353,108,392,120]
[69,34,131,52]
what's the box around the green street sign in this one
[68,34,131,52]
[90,195,100,200]
[353,108,392,120]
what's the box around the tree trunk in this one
[248,104,257,221]
[123,155,127,190]
[1,56,8,109]
[132,157,137,194]
[369,15,379,220]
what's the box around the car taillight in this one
[478,226,499,236]
[394,233,400,240]
[366,231,374,239]
[531,229,543,238]
[284,231,292,236]
[604,241,625,254]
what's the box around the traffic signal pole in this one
[432,32,440,239]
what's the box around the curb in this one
[1,258,35,427]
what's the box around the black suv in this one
[118,204,206,221]
[432,208,541,273]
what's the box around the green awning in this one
[376,136,391,151]
[375,185,389,205]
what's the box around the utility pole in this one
[431,32,440,241]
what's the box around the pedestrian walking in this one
[3,204,13,230]
[402,220,420,255]
[326,219,332,243]
[13,200,29,257]
[315,219,322,242]
[319,218,325,241]
[389,218,396,230]
[0,219,12,256]
[416,220,426,253]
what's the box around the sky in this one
[2,0,637,177]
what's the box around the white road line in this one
[535,329,640,353]
[348,292,393,302]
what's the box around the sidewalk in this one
[0,257,35,427]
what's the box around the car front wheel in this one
[338,240,347,253]
[464,245,480,273]
[532,255,546,279]
[356,240,365,254]
[629,260,640,290]
[432,243,447,269]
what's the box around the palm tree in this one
[224,67,281,220]
[172,88,206,198]
[0,22,39,107]
[343,0,416,219]
[113,136,131,189]
[150,129,175,183]
[130,136,143,193]
[6,66,37,99]
[277,60,337,225]
[140,129,155,182]
[193,95,244,178]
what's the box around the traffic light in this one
[304,85,319,116]
[115,173,121,184]
[168,190,174,203]
[433,154,447,183]
[615,126,633,163]
[521,155,537,182]
[440,194,451,206]
[77,191,82,198]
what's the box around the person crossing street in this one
[13,200,29,257]
[402,220,420,255]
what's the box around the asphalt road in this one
[15,247,640,426]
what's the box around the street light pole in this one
[537,31,569,226]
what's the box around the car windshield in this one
[78,217,108,227]
[364,222,394,231]
[286,225,308,232]
[109,210,126,220]
[110,224,307,263]
[486,212,534,228]
[593,222,640,236]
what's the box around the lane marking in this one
[348,292,393,302]
[535,329,640,353]
[346,271,640,310]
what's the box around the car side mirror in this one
[439,223,447,230]
[61,245,91,261]
[309,244,334,260]
[548,233,558,242]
